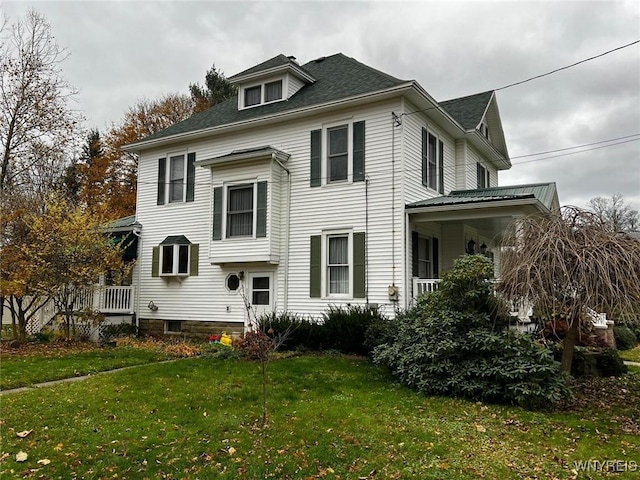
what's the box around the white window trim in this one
[321,120,353,186]
[163,151,189,204]
[221,180,259,240]
[320,229,353,299]
[423,128,443,193]
[160,244,190,277]
[238,76,288,110]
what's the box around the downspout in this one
[273,154,291,312]
[365,174,370,304]
[132,229,142,331]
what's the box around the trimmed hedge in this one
[613,326,638,351]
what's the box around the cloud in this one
[2,0,638,210]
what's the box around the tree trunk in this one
[560,317,580,374]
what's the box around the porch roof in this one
[406,182,559,211]
[406,183,559,242]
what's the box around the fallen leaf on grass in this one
[53,443,63,451]
[475,424,487,433]
[228,447,237,456]
[16,430,32,438]
[16,451,28,462]
[37,459,51,465]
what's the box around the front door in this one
[246,272,274,323]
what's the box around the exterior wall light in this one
[147,300,158,311]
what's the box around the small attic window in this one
[240,79,285,109]
[265,80,282,102]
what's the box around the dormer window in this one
[245,86,261,107]
[265,80,282,102]
[240,79,284,109]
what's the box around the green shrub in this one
[373,255,571,410]
[256,312,323,351]
[613,326,638,351]
[257,305,387,355]
[320,304,386,355]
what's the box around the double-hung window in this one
[157,153,196,205]
[477,163,490,188]
[309,231,366,299]
[327,235,349,294]
[327,125,349,183]
[417,236,431,278]
[169,155,185,202]
[310,121,365,186]
[421,128,445,193]
[212,181,268,241]
[227,184,254,237]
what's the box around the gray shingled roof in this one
[440,91,493,130]
[229,54,301,80]
[135,54,407,144]
[407,183,558,211]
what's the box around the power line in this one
[495,40,640,91]
[510,133,640,159]
[400,39,640,119]
[512,137,640,165]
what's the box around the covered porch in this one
[406,183,560,302]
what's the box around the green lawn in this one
[1,355,639,479]
[0,346,171,390]
[620,345,640,363]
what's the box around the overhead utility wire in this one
[495,40,640,91]
[510,133,640,159]
[399,39,640,119]
[512,138,639,165]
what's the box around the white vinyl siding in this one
[136,97,412,324]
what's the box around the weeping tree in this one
[498,206,640,374]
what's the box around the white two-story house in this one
[124,53,559,337]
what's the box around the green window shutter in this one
[157,158,166,205]
[438,140,444,194]
[310,235,321,297]
[256,181,267,238]
[353,232,366,299]
[421,128,427,187]
[186,152,196,202]
[189,244,199,276]
[432,238,440,278]
[151,246,160,277]
[353,121,365,182]
[212,187,223,240]
[411,231,419,278]
[310,129,321,187]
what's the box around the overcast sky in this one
[3,0,639,211]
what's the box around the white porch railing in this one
[63,286,135,314]
[585,307,614,330]
[413,278,441,297]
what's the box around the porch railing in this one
[69,286,135,314]
[413,278,441,297]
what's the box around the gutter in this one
[405,197,548,216]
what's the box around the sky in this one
[3,0,639,211]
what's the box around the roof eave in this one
[196,147,291,168]
[465,131,512,170]
[406,197,548,216]
[230,63,316,85]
